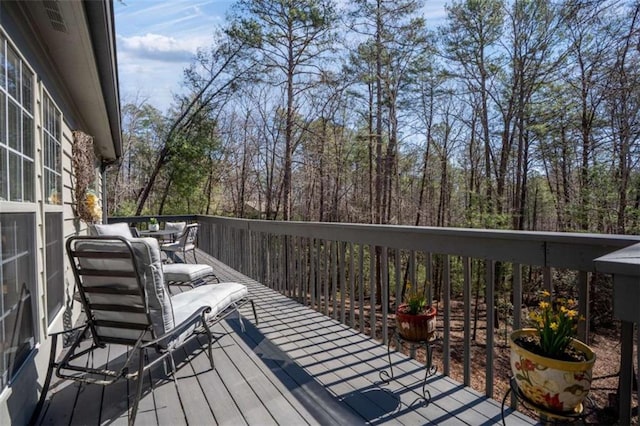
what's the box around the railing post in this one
[595,243,640,425]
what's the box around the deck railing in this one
[110,214,640,422]
[196,215,640,421]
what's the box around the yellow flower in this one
[528,290,585,359]
[85,191,102,222]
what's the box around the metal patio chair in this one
[30,236,257,426]
[161,223,199,263]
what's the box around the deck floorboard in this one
[36,249,537,425]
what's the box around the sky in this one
[115,0,449,113]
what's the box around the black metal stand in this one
[501,377,593,425]
[378,331,440,406]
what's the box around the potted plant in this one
[148,217,159,231]
[510,290,596,414]
[395,286,437,342]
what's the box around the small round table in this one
[378,331,440,406]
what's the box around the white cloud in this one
[118,33,202,62]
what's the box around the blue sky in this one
[115,0,448,113]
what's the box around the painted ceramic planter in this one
[149,223,159,231]
[395,304,437,342]
[510,328,596,414]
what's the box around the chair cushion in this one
[171,282,248,323]
[72,237,174,344]
[160,241,181,251]
[92,222,134,238]
[163,263,214,283]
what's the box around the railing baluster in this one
[485,259,495,398]
[463,256,471,386]
[349,242,355,327]
[511,262,522,408]
[577,271,589,342]
[381,246,388,346]
[426,252,433,305]
[324,240,330,317]
[359,244,365,334]
[543,266,552,293]
[513,263,522,331]
[443,254,451,376]
[340,242,346,324]
[395,249,401,312]
[332,241,338,319]
[370,244,376,340]
[409,250,416,288]
[310,238,316,310]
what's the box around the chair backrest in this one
[66,236,174,347]
[164,221,186,235]
[130,226,141,237]
[176,223,198,247]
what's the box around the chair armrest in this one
[141,306,212,349]
[48,324,89,337]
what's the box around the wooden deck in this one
[36,250,537,425]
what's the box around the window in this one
[0,36,35,203]
[0,33,39,390]
[43,94,61,205]
[45,213,63,323]
[0,213,37,388]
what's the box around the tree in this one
[135,29,254,215]
[441,0,505,221]
[229,0,337,220]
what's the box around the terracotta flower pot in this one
[395,304,437,342]
[510,328,596,414]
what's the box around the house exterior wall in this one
[0,2,114,424]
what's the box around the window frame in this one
[0,34,35,204]
[42,91,62,206]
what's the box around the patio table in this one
[139,229,177,241]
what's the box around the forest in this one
[108,0,640,235]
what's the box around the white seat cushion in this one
[163,263,214,283]
[171,282,248,323]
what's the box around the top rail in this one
[197,215,640,270]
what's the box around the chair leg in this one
[237,307,246,333]
[201,316,214,369]
[129,348,146,426]
[28,334,59,426]
[251,300,258,325]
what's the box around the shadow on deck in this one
[36,249,537,425]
